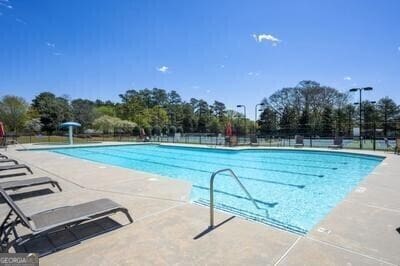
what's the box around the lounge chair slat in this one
[0,164,33,174]
[30,199,127,230]
[0,177,62,191]
[0,159,19,165]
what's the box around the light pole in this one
[349,87,373,149]
[370,101,377,150]
[254,103,265,134]
[237,104,246,136]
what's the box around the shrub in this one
[162,126,168,135]
[24,118,43,133]
[144,126,152,136]
[132,126,141,136]
[152,125,161,136]
[169,125,176,136]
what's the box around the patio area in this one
[1,143,399,265]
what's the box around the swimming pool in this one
[49,144,383,234]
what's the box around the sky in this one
[1,0,400,119]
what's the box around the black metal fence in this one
[2,121,399,151]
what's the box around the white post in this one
[69,126,73,145]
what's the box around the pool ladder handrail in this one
[209,168,260,227]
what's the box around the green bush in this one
[152,125,161,136]
[169,125,176,136]
[132,126,141,136]
[162,126,168,135]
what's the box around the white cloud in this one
[157,66,169,73]
[0,1,12,9]
[46,42,55,48]
[220,64,225,68]
[52,52,62,56]
[206,89,211,94]
[252,33,281,46]
[248,72,260,76]
[192,85,200,89]
[343,76,352,81]
[15,18,26,24]
[398,46,400,52]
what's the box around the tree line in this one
[259,81,399,137]
[0,80,399,137]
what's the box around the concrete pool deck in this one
[0,143,399,265]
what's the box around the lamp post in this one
[254,103,265,134]
[349,87,373,149]
[237,104,246,136]
[370,101,377,151]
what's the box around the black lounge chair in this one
[0,159,18,165]
[0,187,133,253]
[0,154,8,159]
[0,164,33,175]
[250,135,259,146]
[328,137,343,149]
[294,135,304,148]
[0,177,62,192]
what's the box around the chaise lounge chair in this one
[250,135,259,146]
[0,187,133,253]
[0,159,18,165]
[328,137,343,149]
[294,135,304,148]
[0,177,62,192]
[0,164,33,175]
[0,154,8,159]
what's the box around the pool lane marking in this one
[78,149,308,187]
[19,155,191,204]
[79,148,324,178]
[70,149,308,188]
[193,184,279,207]
[105,147,337,171]
[91,147,325,178]
[153,145,348,165]
[156,145,349,165]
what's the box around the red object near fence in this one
[0,122,5,138]
[225,122,233,137]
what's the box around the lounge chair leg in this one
[26,166,33,174]
[121,208,133,223]
[52,182,62,192]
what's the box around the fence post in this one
[373,122,376,151]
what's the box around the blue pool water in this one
[49,145,383,234]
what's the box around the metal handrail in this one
[209,168,260,227]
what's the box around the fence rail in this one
[2,131,397,151]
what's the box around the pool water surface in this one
[50,145,383,234]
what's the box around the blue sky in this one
[1,0,399,118]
